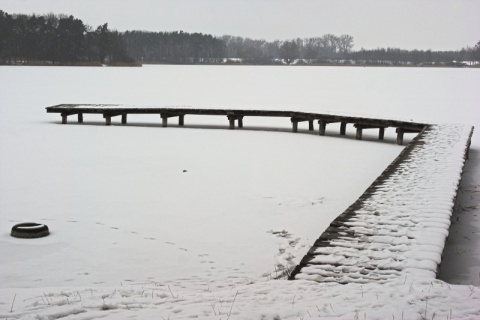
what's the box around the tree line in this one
[123,30,225,64]
[347,45,480,66]
[221,34,355,63]
[1,10,479,66]
[0,10,135,65]
[123,32,354,64]
[125,31,479,66]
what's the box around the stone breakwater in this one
[291,124,474,284]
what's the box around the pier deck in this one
[46,104,428,145]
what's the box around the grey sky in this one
[1,0,478,50]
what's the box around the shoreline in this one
[2,62,478,68]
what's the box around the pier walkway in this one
[46,104,428,145]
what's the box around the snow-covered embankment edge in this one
[293,124,475,284]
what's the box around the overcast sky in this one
[1,0,478,50]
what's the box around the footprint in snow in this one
[268,229,301,278]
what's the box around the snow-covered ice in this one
[0,65,479,319]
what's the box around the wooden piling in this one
[396,128,404,145]
[238,116,243,128]
[121,114,127,124]
[309,120,314,131]
[228,117,235,130]
[78,113,83,123]
[292,120,298,133]
[340,122,346,135]
[105,116,111,126]
[61,113,67,124]
[179,115,184,126]
[162,116,168,127]
[356,127,363,140]
[318,120,326,136]
[379,127,385,140]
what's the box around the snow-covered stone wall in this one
[292,124,474,283]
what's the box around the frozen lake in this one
[0,65,479,319]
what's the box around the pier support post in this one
[379,127,385,140]
[227,115,243,129]
[396,128,404,145]
[179,115,184,126]
[356,127,363,140]
[121,114,127,124]
[105,116,111,126]
[340,122,346,135]
[318,120,327,136]
[228,116,235,130]
[292,120,298,133]
[78,113,83,123]
[161,116,168,127]
[309,120,314,131]
[61,113,67,124]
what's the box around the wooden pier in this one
[46,104,428,145]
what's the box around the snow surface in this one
[0,65,479,319]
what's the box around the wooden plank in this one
[354,124,387,129]
[397,128,422,133]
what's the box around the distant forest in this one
[1,10,479,67]
[0,11,135,65]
